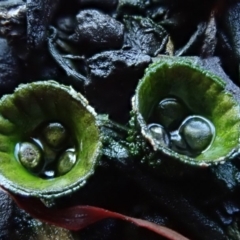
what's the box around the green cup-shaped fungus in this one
[0,81,102,198]
[132,58,240,166]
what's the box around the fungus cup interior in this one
[0,81,101,198]
[135,58,240,165]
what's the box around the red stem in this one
[7,192,189,240]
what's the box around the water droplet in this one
[57,149,76,176]
[179,115,215,153]
[170,130,188,153]
[44,170,55,178]
[17,142,42,170]
[43,122,68,148]
[148,123,170,147]
[153,97,188,129]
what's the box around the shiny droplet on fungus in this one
[18,142,42,170]
[179,115,215,153]
[15,120,77,178]
[153,97,188,129]
[170,130,188,154]
[57,149,77,176]
[43,122,68,148]
[148,123,170,147]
